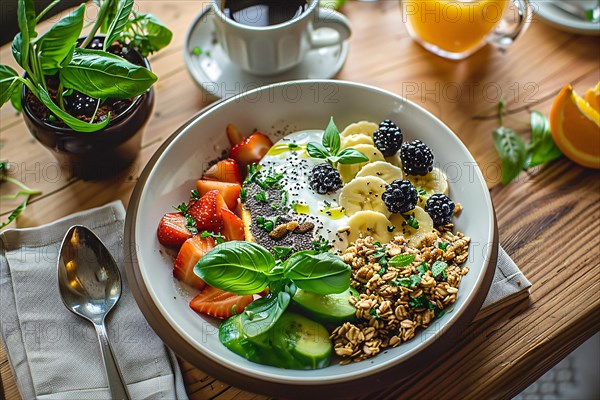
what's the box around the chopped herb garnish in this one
[391,273,421,288]
[240,187,247,202]
[369,308,380,319]
[264,171,284,187]
[254,191,268,202]
[190,189,200,201]
[174,203,198,235]
[271,203,279,210]
[281,189,289,207]
[231,304,237,315]
[200,231,225,244]
[416,261,429,275]
[273,246,292,260]
[416,187,427,196]
[388,254,416,268]
[408,295,434,310]
[288,143,299,149]
[431,261,448,281]
[256,216,279,232]
[402,213,419,229]
[438,242,449,251]
[312,238,332,253]
[192,47,202,55]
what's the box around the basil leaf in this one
[104,0,134,51]
[60,48,157,100]
[11,34,23,68]
[133,13,173,56]
[493,126,526,185]
[431,261,448,278]
[306,142,330,159]
[0,66,19,106]
[38,4,85,75]
[283,251,350,294]
[336,148,369,164]
[10,81,23,112]
[416,262,429,275]
[388,254,416,268]
[17,0,36,71]
[322,117,341,156]
[33,84,111,132]
[241,292,290,338]
[194,242,274,295]
[524,111,562,169]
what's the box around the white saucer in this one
[183,8,349,100]
[533,0,600,36]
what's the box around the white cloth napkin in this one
[0,201,188,400]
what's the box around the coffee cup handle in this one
[487,0,531,47]
[310,9,352,48]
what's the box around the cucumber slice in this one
[273,313,332,369]
[291,286,359,324]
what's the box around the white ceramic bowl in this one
[125,80,497,397]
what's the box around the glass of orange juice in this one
[401,0,530,60]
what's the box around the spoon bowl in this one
[58,225,131,400]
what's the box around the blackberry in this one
[310,163,342,194]
[373,119,403,156]
[382,179,418,214]
[425,194,455,226]
[400,140,434,176]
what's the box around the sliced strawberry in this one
[157,212,193,248]
[221,208,245,241]
[173,235,215,290]
[189,286,254,319]
[196,180,241,211]
[202,158,242,184]
[229,132,273,167]
[187,190,225,232]
[226,123,244,147]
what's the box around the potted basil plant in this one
[0,0,172,179]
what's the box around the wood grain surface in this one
[1,1,599,399]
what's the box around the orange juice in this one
[404,0,508,54]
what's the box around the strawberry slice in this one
[157,212,193,248]
[221,208,245,241]
[173,235,215,290]
[226,123,244,147]
[229,132,273,167]
[202,158,242,184]
[196,180,241,211]
[189,286,254,319]
[187,190,226,232]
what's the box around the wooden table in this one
[1,1,599,399]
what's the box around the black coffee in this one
[223,0,309,27]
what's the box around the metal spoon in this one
[549,0,600,23]
[57,225,131,400]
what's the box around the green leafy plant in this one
[0,161,41,229]
[307,117,369,167]
[493,99,562,184]
[0,0,171,132]
[195,241,350,337]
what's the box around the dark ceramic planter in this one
[21,39,155,180]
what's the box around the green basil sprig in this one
[194,241,351,336]
[493,99,562,184]
[307,117,369,167]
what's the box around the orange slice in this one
[584,82,600,113]
[549,84,600,169]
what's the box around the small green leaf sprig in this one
[306,117,369,167]
[194,241,350,338]
[493,99,562,184]
[0,161,41,229]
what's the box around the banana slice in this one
[406,167,449,206]
[337,144,385,183]
[340,121,379,138]
[385,152,402,168]
[347,210,393,244]
[341,133,374,149]
[339,176,390,217]
[389,206,434,248]
[356,161,404,184]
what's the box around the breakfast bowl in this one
[124,80,497,397]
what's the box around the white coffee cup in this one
[212,0,351,76]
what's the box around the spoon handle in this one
[94,322,131,400]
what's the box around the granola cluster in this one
[330,231,470,364]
